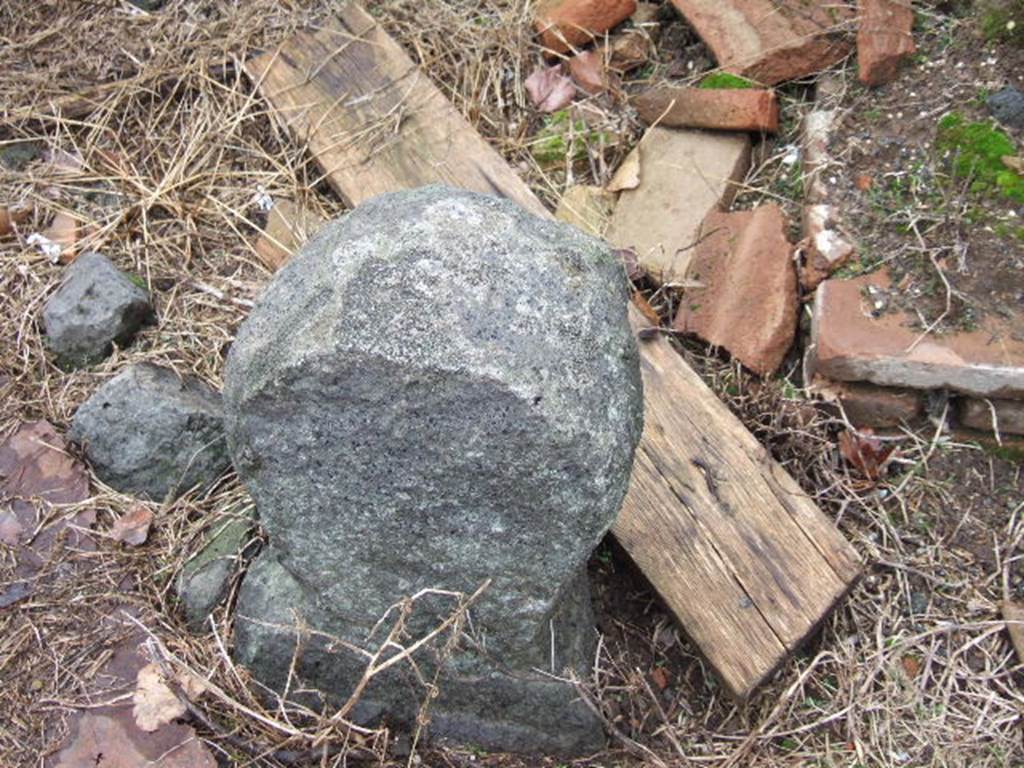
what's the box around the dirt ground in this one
[826,5,1024,332]
[1,1,1022,766]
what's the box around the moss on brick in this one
[698,72,757,90]
[935,112,1024,203]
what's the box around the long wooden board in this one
[616,320,860,692]
[245,4,861,700]
[244,14,545,218]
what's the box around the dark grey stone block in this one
[71,363,230,501]
[987,86,1024,130]
[43,252,152,368]
[177,513,256,631]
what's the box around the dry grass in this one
[1,0,1022,766]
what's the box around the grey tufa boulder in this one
[43,252,152,368]
[177,512,256,631]
[224,185,643,754]
[70,363,231,501]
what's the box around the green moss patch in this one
[528,110,610,166]
[698,72,757,90]
[935,112,1024,203]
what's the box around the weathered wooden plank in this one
[244,7,546,217]
[616,444,789,691]
[615,319,859,695]
[245,4,861,700]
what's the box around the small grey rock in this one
[177,513,256,631]
[987,86,1024,130]
[0,141,43,171]
[70,363,230,500]
[43,252,152,368]
[909,590,929,615]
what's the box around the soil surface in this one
[2,1,1023,766]
[829,9,1024,333]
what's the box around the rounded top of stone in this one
[225,185,638,434]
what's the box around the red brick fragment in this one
[667,0,853,85]
[799,204,855,290]
[813,378,923,428]
[857,0,916,86]
[809,270,1024,398]
[958,398,1024,436]
[632,87,779,132]
[535,0,638,54]
[673,204,798,375]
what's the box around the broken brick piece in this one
[958,397,1024,436]
[633,86,779,132]
[857,0,916,86]
[667,0,853,85]
[605,126,751,286]
[535,0,638,54]
[814,378,924,428]
[673,204,798,376]
[799,204,855,290]
[809,270,1024,398]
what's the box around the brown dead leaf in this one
[0,509,24,545]
[900,654,921,678]
[0,421,93,599]
[0,201,30,236]
[631,292,662,327]
[255,199,323,272]
[555,185,615,237]
[568,50,610,95]
[607,147,640,192]
[56,712,215,768]
[111,504,153,547]
[525,64,575,113]
[838,428,896,481]
[650,666,669,690]
[609,30,652,72]
[0,421,90,504]
[1002,600,1024,664]
[132,663,185,732]
[175,668,209,701]
[1002,155,1023,174]
[43,212,80,263]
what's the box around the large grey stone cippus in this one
[224,185,643,753]
[42,251,152,368]
[70,363,230,500]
